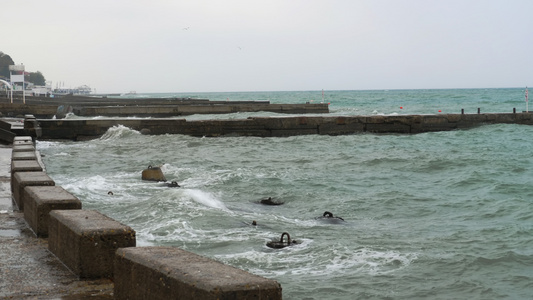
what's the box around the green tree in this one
[0,51,15,79]
[27,71,46,85]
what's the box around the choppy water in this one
[38,88,533,299]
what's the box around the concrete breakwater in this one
[0,96,329,118]
[33,111,533,140]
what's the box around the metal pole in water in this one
[526,87,529,113]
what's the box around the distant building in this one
[52,84,93,96]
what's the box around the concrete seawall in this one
[0,99,329,118]
[34,111,533,140]
[2,137,283,299]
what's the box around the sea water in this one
[37,88,533,299]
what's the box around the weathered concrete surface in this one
[75,103,328,117]
[48,209,136,279]
[14,139,33,146]
[141,166,166,181]
[23,185,82,237]
[0,103,59,118]
[0,98,329,119]
[11,159,43,173]
[0,145,114,299]
[0,127,15,144]
[12,150,37,161]
[11,171,55,211]
[0,145,13,213]
[35,112,533,140]
[114,247,282,300]
[12,144,35,152]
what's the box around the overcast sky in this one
[2,0,532,93]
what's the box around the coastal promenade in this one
[0,144,113,299]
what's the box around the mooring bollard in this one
[513,108,516,113]
[141,165,166,181]
[461,109,464,115]
[266,232,300,249]
[477,108,481,114]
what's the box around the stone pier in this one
[34,112,533,140]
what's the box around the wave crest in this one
[99,125,140,140]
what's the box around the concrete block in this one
[13,139,33,146]
[11,160,43,173]
[12,151,37,161]
[366,115,386,124]
[141,166,166,181]
[12,144,35,152]
[0,119,12,130]
[11,171,55,210]
[366,123,411,133]
[271,128,318,137]
[411,123,456,133]
[13,136,33,146]
[48,210,136,278]
[461,114,488,122]
[114,247,282,300]
[319,118,365,135]
[23,186,82,237]
[14,136,33,142]
[0,128,15,144]
[421,115,451,125]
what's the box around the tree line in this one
[0,51,46,86]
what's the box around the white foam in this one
[99,125,140,140]
[60,174,108,195]
[216,244,418,278]
[184,189,229,211]
[35,140,59,150]
[54,152,71,156]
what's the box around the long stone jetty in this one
[27,111,533,140]
[1,95,329,118]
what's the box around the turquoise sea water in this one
[38,88,533,299]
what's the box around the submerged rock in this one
[140,128,151,135]
[167,181,180,188]
[56,105,73,119]
[259,197,284,206]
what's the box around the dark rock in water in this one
[158,181,180,187]
[141,165,167,181]
[167,181,180,188]
[140,128,151,135]
[240,220,270,228]
[317,211,345,223]
[266,232,299,249]
[259,197,284,206]
[56,105,73,119]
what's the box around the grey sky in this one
[3,0,532,93]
